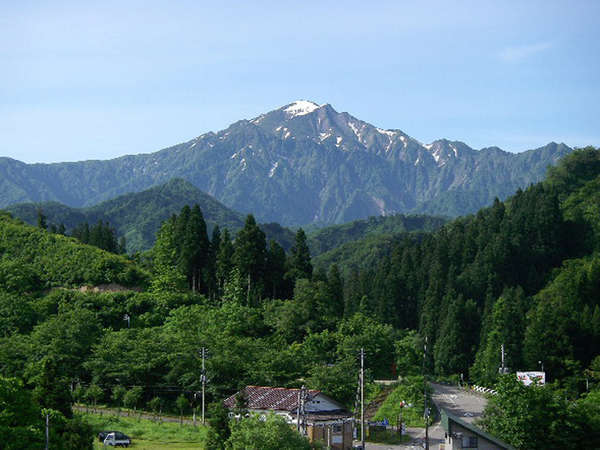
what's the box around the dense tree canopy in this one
[0,148,599,449]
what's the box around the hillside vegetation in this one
[0,212,147,289]
[7,179,244,253]
[1,148,599,449]
[307,214,446,257]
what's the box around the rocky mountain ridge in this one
[0,100,572,224]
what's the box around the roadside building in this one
[440,409,515,450]
[224,385,354,449]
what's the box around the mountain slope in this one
[0,101,573,224]
[6,179,246,252]
[0,211,147,288]
[307,213,447,257]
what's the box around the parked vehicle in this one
[103,431,131,447]
[98,431,116,442]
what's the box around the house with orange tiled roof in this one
[224,385,354,449]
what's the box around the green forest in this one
[1,148,600,449]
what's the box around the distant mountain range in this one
[0,100,572,224]
[6,178,446,254]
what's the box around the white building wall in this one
[305,394,342,412]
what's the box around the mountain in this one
[5,179,302,253]
[307,213,447,257]
[6,179,246,253]
[0,101,573,225]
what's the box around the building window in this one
[332,424,342,433]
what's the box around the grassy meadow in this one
[81,412,207,449]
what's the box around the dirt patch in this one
[78,284,143,293]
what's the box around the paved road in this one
[359,383,488,449]
[426,383,488,449]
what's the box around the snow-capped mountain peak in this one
[282,100,322,118]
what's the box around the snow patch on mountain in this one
[269,161,279,178]
[250,114,266,124]
[319,131,332,141]
[376,128,397,139]
[283,100,321,118]
[372,196,386,215]
[348,122,362,139]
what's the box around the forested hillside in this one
[307,213,446,256]
[340,147,600,386]
[0,148,598,448]
[0,212,147,289]
[7,179,245,253]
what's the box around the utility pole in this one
[200,347,207,425]
[360,347,365,450]
[499,343,508,374]
[297,388,302,432]
[296,385,307,434]
[301,385,307,435]
[423,336,429,450]
[45,412,49,450]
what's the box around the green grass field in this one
[80,412,207,449]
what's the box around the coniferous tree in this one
[151,216,187,292]
[471,286,527,384]
[207,225,221,298]
[344,269,361,318]
[286,228,312,282]
[433,294,474,376]
[265,240,288,299]
[233,215,267,305]
[118,236,126,254]
[216,228,235,296]
[326,264,344,318]
[37,209,47,230]
[184,205,210,293]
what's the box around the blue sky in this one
[2,0,599,163]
